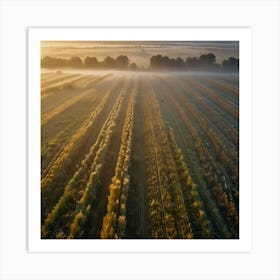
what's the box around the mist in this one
[42,68,239,80]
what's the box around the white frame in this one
[1,1,279,279]
[28,27,252,253]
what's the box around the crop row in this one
[68,86,127,238]
[41,87,96,126]
[41,72,57,82]
[101,86,137,239]
[162,76,239,155]
[167,82,238,183]
[204,77,239,98]
[143,80,195,239]
[42,86,127,238]
[167,127,211,238]
[76,74,112,89]
[162,91,238,237]
[190,93,239,149]
[41,80,118,191]
[166,76,239,150]
[41,73,77,88]
[189,79,238,120]
[41,75,84,95]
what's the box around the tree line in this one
[150,53,238,71]
[41,55,130,69]
[41,53,239,72]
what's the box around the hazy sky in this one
[41,41,239,67]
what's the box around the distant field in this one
[41,70,239,239]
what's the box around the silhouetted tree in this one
[150,54,163,69]
[186,56,199,69]
[84,56,98,68]
[150,55,186,70]
[130,63,138,70]
[176,57,186,69]
[199,53,216,66]
[116,55,129,68]
[103,56,116,68]
[41,56,68,68]
[69,56,83,67]
[222,57,239,72]
[162,56,170,68]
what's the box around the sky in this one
[41,41,239,68]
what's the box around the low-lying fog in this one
[41,68,239,79]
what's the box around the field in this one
[41,70,239,239]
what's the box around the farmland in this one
[41,70,239,239]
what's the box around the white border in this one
[28,27,252,253]
[1,1,279,279]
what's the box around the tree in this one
[84,56,98,68]
[103,56,115,68]
[130,63,138,70]
[116,55,129,68]
[222,57,239,72]
[150,54,163,69]
[41,56,68,68]
[199,53,216,66]
[175,57,186,69]
[69,56,83,67]
[186,56,198,69]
